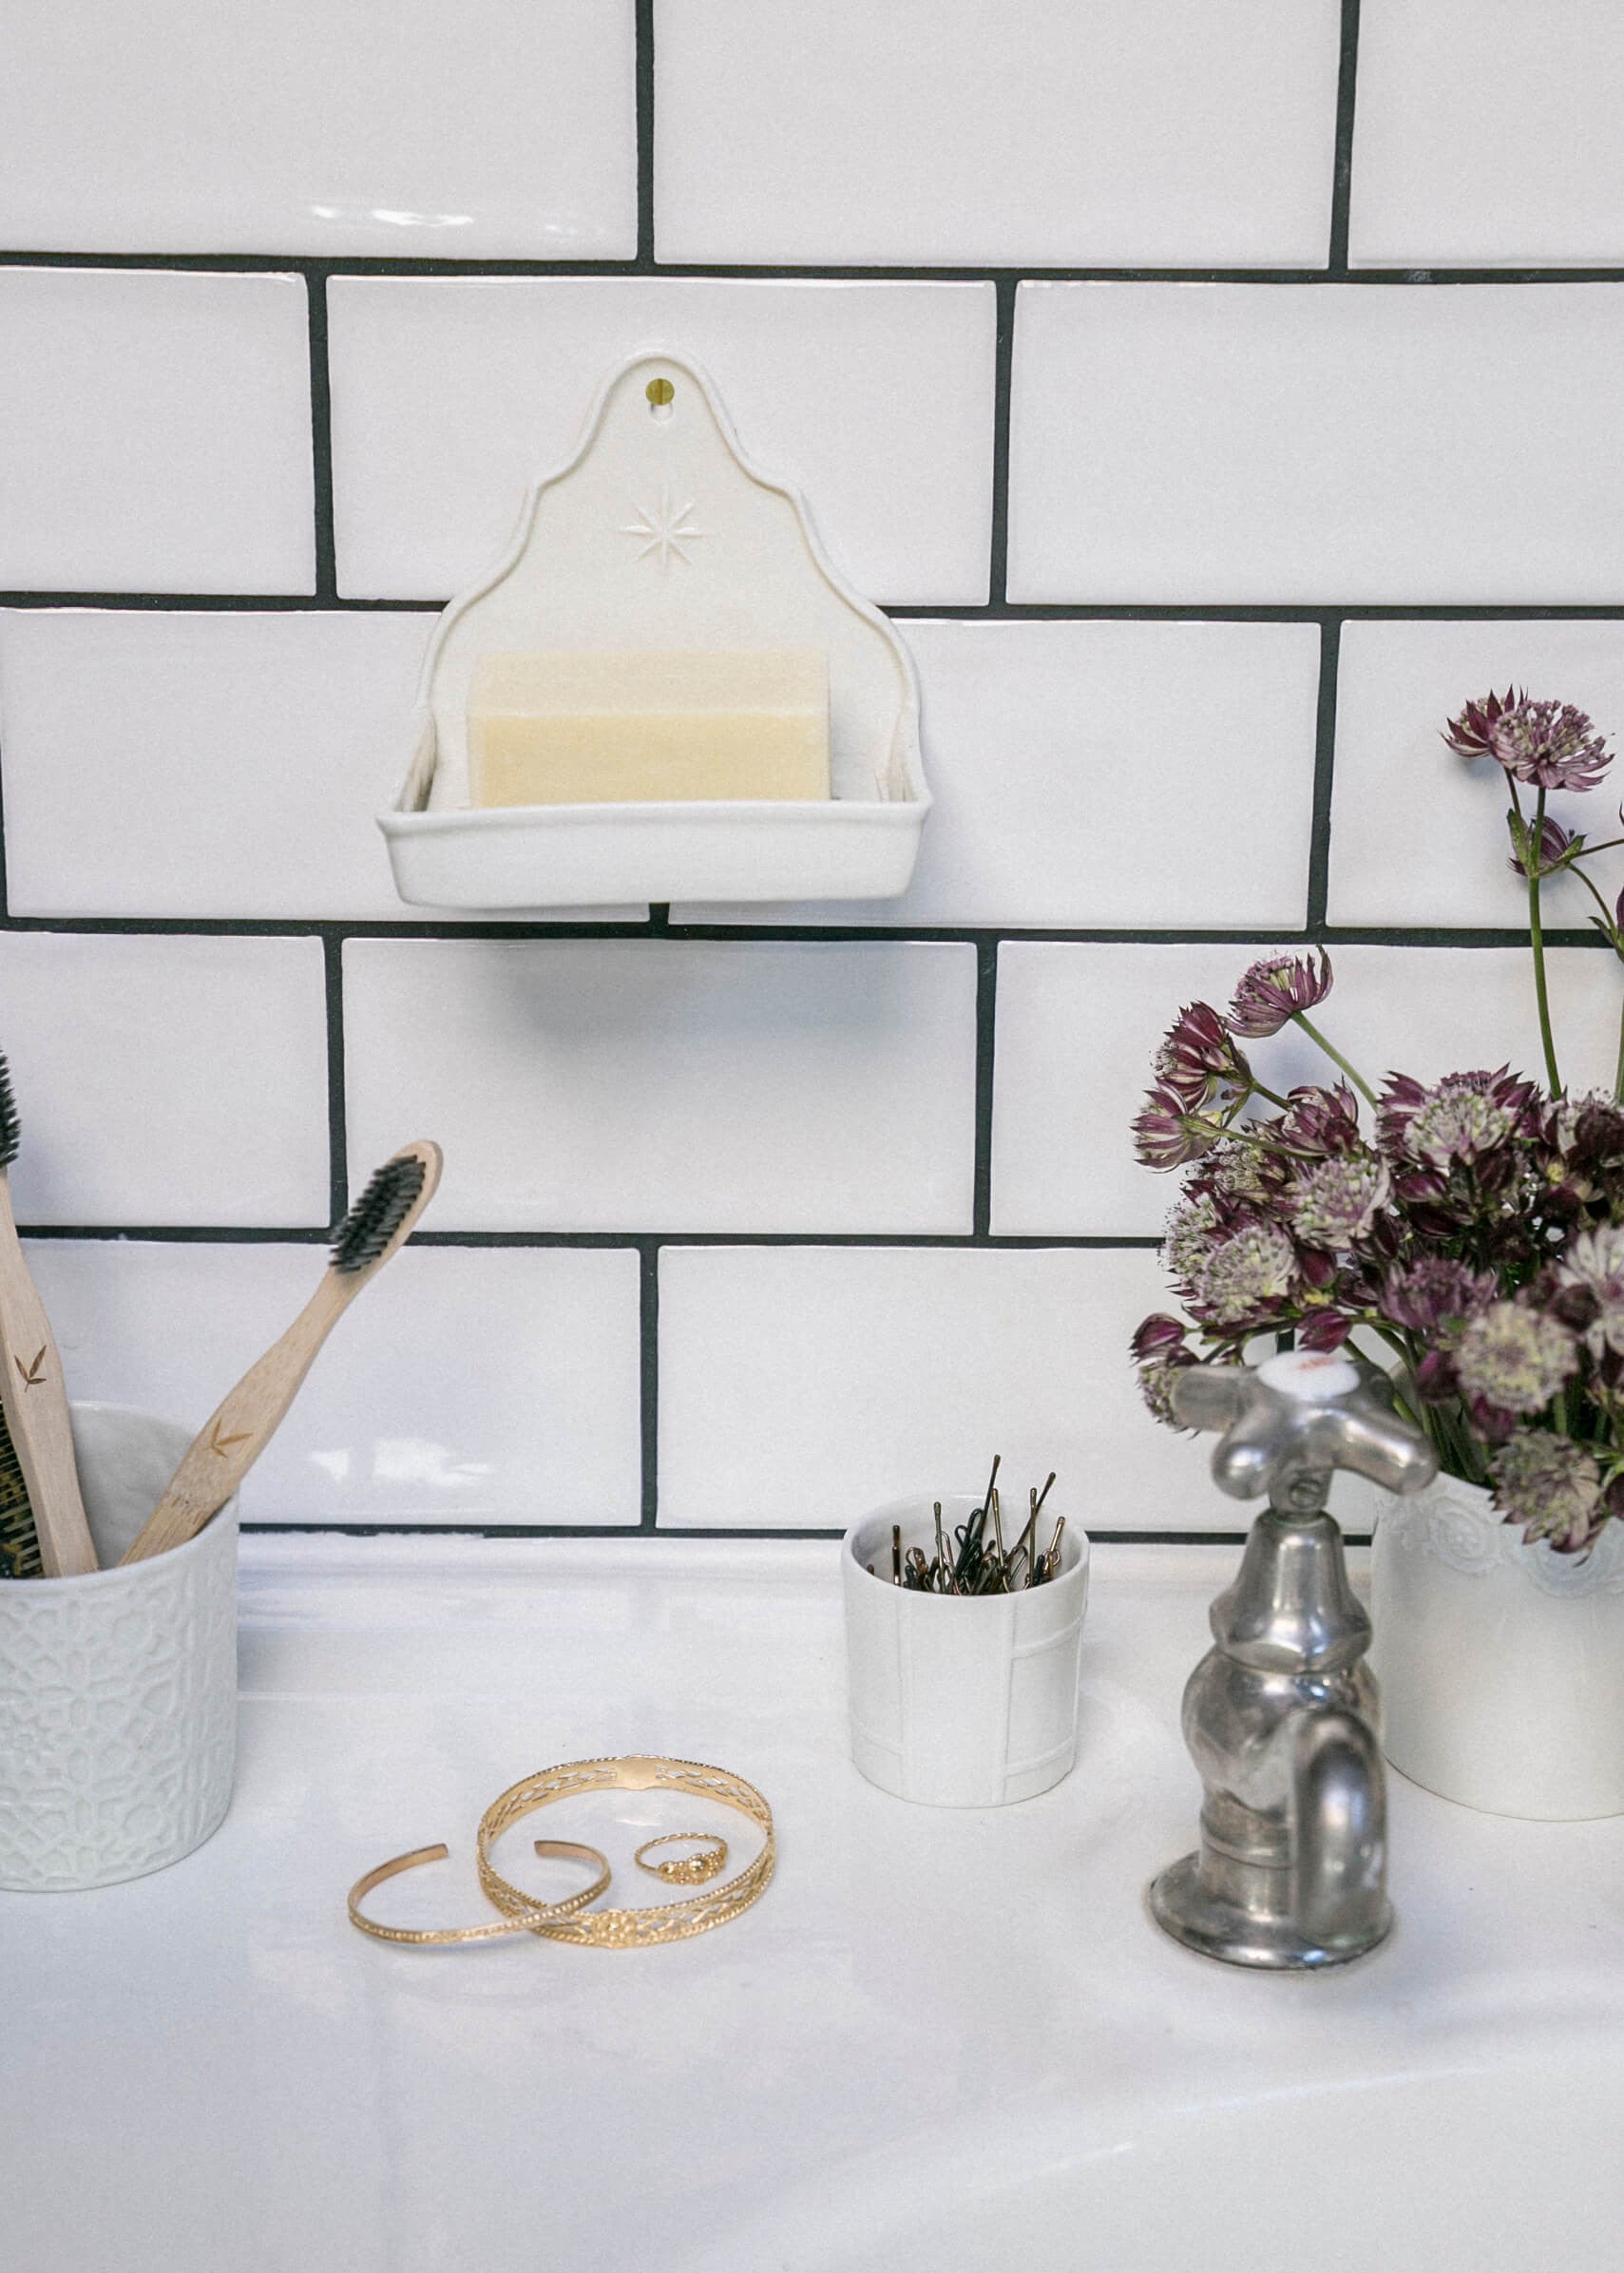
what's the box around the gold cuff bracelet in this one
[477,1755,774,1948]
[347,1838,612,1946]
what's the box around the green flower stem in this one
[1247,1077,1292,1110]
[1527,790,1563,1095]
[1565,863,1624,1106]
[1290,1013,1378,1108]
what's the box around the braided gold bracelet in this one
[477,1755,774,1948]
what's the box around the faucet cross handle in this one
[1170,1349,1438,1512]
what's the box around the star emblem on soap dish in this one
[621,484,708,573]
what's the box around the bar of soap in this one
[467,651,831,807]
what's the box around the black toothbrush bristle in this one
[0,1054,19,1169]
[330,1154,426,1273]
[0,1402,40,1579]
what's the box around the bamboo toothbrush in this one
[121,1140,443,1566]
[0,1055,98,1576]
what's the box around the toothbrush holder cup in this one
[0,1403,239,1891]
[842,1493,1091,1807]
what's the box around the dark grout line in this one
[8,248,1624,284]
[988,276,1017,605]
[304,270,337,600]
[1328,0,1363,274]
[8,591,1624,621]
[321,936,348,1224]
[972,941,998,1237]
[1306,618,1342,930]
[3,912,1619,949]
[639,1239,659,1529]
[17,1223,1168,1250]
[634,0,657,268]
[239,1520,1259,1545]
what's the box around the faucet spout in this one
[1289,1707,1390,1957]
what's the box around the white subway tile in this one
[1267,945,1623,1105]
[656,0,1338,266]
[327,277,995,604]
[0,933,328,1225]
[1,611,430,918]
[1009,282,1624,603]
[658,1245,1204,1530]
[995,939,1622,1237]
[678,620,1320,928]
[1351,1,1624,267]
[993,942,1279,1237]
[342,939,978,1233]
[0,0,635,259]
[0,270,315,595]
[1329,621,1624,929]
[28,1240,640,1527]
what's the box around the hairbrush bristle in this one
[0,1054,18,1169]
[330,1154,426,1273]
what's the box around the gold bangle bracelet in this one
[348,1838,612,1946]
[477,1756,774,1949]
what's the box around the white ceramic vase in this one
[1370,1471,1624,1820]
[0,1403,239,1890]
[842,1493,1091,1807]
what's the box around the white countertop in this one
[7,1535,1624,2273]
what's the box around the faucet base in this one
[1148,1851,1392,1971]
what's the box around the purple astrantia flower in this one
[1161,1193,1221,1287]
[1490,1430,1607,1554]
[1154,1001,1240,1104]
[1287,1152,1389,1249]
[1378,1257,1498,1342]
[1204,1136,1282,1204]
[1133,1084,1225,1171]
[1507,812,1577,879]
[1194,1219,1297,1327]
[1130,1314,1198,1425]
[1443,688,1612,794]
[1555,1222,1624,1359]
[1278,1082,1365,1159]
[1454,1300,1579,1419]
[1377,1068,1536,1170]
[1227,949,1333,1040]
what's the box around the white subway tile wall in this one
[1350,0,1624,268]
[654,0,1342,267]
[325,277,996,602]
[0,269,315,594]
[677,621,1322,930]
[2,6,1621,1543]
[29,1241,641,1526]
[341,938,978,1233]
[0,0,638,260]
[1008,281,1624,603]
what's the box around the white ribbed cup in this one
[0,1404,238,1890]
[842,1493,1090,1806]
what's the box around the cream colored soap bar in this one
[467,651,831,807]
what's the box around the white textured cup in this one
[0,1403,238,1891]
[842,1493,1091,1806]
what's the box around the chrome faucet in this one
[1148,1348,1438,1970]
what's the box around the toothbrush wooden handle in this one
[0,1178,97,1576]
[120,1273,358,1566]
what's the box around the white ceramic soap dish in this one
[378,351,930,910]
